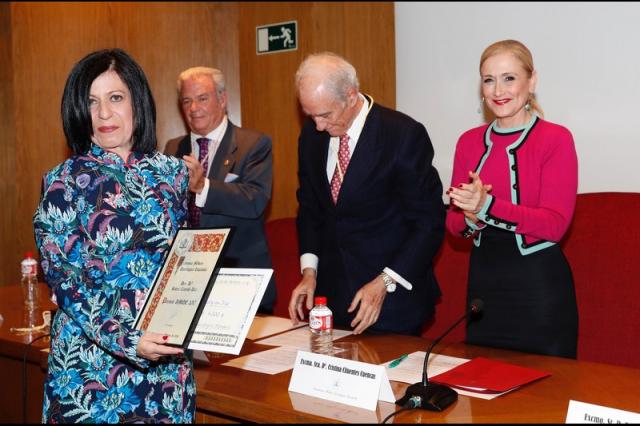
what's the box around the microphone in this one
[395,298,484,411]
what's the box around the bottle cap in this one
[25,252,33,259]
[314,296,327,305]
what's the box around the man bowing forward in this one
[289,52,446,335]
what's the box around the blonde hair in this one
[480,40,543,117]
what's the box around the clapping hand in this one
[447,171,492,221]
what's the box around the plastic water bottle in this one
[309,296,333,354]
[20,252,39,311]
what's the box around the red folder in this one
[430,357,550,393]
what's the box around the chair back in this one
[561,192,640,368]
[265,218,301,318]
[422,232,472,343]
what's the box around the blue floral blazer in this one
[33,144,194,423]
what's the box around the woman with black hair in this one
[33,49,194,423]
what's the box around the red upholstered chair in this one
[561,192,640,368]
[422,231,472,343]
[264,217,301,318]
[424,192,640,369]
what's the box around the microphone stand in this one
[395,301,482,411]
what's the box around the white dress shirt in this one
[193,116,228,207]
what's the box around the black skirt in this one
[465,228,578,358]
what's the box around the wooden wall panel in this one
[238,2,395,220]
[11,3,114,290]
[2,2,239,286]
[108,2,241,151]
[2,1,394,285]
[0,4,17,287]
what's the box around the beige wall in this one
[0,2,394,285]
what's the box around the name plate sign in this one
[565,400,640,423]
[288,350,395,411]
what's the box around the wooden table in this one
[194,329,640,423]
[1,284,639,423]
[0,283,55,423]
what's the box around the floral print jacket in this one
[33,144,194,423]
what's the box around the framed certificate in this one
[188,268,273,355]
[134,227,233,348]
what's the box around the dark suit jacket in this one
[296,97,445,334]
[165,122,276,313]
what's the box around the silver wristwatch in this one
[380,272,397,293]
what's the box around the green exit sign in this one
[256,21,297,55]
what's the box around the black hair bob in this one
[61,48,157,154]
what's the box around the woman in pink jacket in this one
[447,39,578,358]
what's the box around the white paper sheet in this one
[246,316,307,341]
[223,326,354,374]
[256,325,352,349]
[222,345,302,375]
[187,268,272,354]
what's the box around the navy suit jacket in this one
[296,97,445,334]
[165,122,276,313]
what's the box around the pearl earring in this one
[524,102,531,112]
